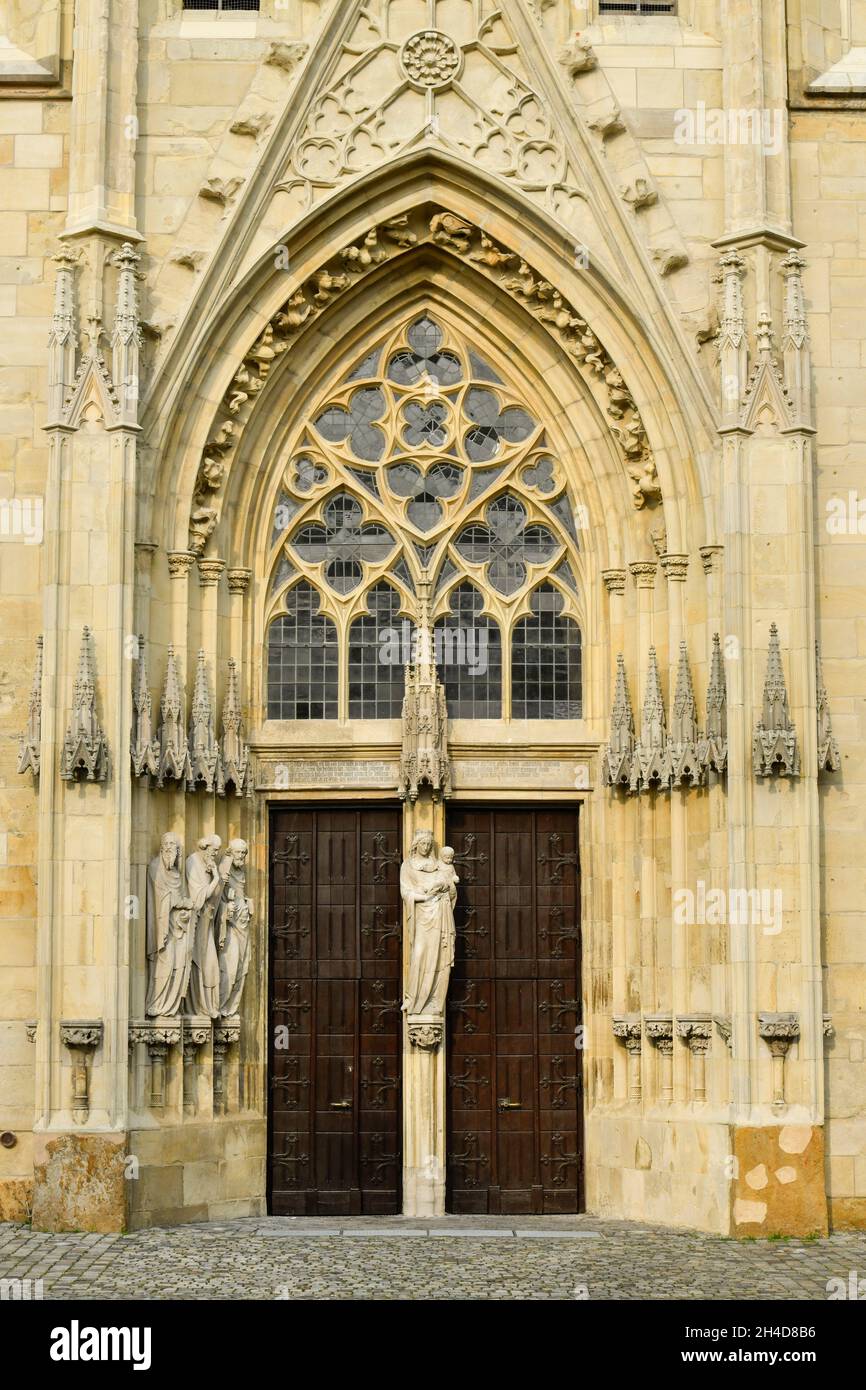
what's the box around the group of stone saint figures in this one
[400,830,458,1048]
[145,833,252,1021]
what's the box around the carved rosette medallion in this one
[400,31,462,88]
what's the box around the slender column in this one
[661,554,689,1102]
[629,561,657,1103]
[401,788,446,1217]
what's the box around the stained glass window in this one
[264,312,585,723]
[511,584,582,719]
[434,583,502,719]
[267,582,338,719]
[348,583,406,719]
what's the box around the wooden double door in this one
[268,806,403,1215]
[445,806,583,1214]
[267,803,582,1216]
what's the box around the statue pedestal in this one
[402,1026,446,1217]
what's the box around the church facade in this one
[1,0,864,1236]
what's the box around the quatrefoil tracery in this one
[267,314,586,626]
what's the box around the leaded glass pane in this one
[348,583,406,718]
[290,492,395,593]
[454,494,558,595]
[267,582,338,719]
[511,583,582,719]
[435,583,502,718]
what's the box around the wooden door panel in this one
[269,806,402,1216]
[446,806,582,1215]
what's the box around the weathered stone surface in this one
[31,1134,127,1234]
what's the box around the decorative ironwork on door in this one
[268,807,402,1215]
[445,806,583,1215]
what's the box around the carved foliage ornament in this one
[17,635,43,778]
[188,206,659,554]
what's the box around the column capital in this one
[197,558,226,588]
[167,550,196,579]
[660,553,689,583]
[628,561,657,590]
[601,568,627,596]
[226,567,252,595]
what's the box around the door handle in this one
[498,1098,522,1111]
[330,1100,352,1110]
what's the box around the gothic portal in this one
[0,0,862,1238]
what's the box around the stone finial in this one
[110,242,142,425]
[61,627,109,782]
[602,654,636,790]
[816,644,840,773]
[156,646,192,788]
[698,632,728,775]
[665,642,702,788]
[753,623,799,777]
[187,651,221,794]
[17,635,43,779]
[131,636,159,781]
[218,658,252,797]
[780,249,810,427]
[715,248,747,419]
[398,574,450,803]
[630,646,667,792]
[48,246,78,421]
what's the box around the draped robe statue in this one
[185,834,227,1020]
[145,832,193,1017]
[400,831,457,1048]
[216,838,253,1017]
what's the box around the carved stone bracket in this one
[714,1015,732,1052]
[758,1012,799,1111]
[213,1018,241,1114]
[676,1015,712,1102]
[645,1014,674,1103]
[753,624,799,777]
[612,1015,642,1102]
[60,1021,103,1124]
[130,1020,182,1110]
[182,1017,212,1116]
[407,1015,443,1050]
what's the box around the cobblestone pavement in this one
[1,1217,864,1300]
